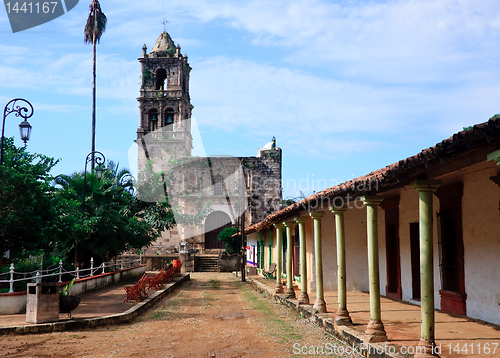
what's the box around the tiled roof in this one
[245,115,500,234]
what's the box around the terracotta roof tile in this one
[245,115,500,234]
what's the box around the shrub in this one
[218,227,240,255]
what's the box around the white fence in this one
[0,256,142,293]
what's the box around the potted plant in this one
[59,278,80,318]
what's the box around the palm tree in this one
[84,0,107,171]
[53,169,141,265]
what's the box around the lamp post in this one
[76,150,105,268]
[238,192,248,283]
[119,173,135,195]
[1,98,34,165]
[82,150,106,212]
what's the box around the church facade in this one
[136,32,282,254]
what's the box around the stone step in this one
[195,257,220,272]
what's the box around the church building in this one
[135,32,283,254]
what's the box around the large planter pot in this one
[59,295,80,318]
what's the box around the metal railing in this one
[0,255,142,293]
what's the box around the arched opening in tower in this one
[165,108,175,130]
[155,68,167,90]
[148,108,159,131]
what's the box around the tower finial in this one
[161,4,168,32]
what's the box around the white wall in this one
[246,232,258,266]
[344,207,369,292]
[398,188,420,302]
[462,166,500,325]
[321,211,338,292]
[0,292,27,315]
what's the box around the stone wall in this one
[219,254,238,272]
[142,255,179,270]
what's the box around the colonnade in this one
[267,180,441,356]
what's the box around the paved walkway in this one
[249,274,500,357]
[0,273,172,329]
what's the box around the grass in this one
[68,334,86,339]
[239,280,349,357]
[148,287,187,321]
[207,278,220,289]
[240,285,302,344]
[202,291,215,306]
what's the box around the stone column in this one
[330,207,352,325]
[295,216,309,304]
[257,233,262,269]
[262,233,266,268]
[283,221,296,299]
[310,212,327,313]
[274,223,284,294]
[412,180,441,358]
[362,195,387,343]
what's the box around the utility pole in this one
[240,209,246,282]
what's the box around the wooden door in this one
[410,222,421,300]
[381,197,402,300]
[436,183,466,316]
[205,211,231,249]
[294,225,300,277]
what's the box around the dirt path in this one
[0,273,361,357]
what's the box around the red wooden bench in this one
[162,266,176,283]
[173,262,182,277]
[147,268,165,291]
[123,273,150,302]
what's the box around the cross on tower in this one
[161,4,168,32]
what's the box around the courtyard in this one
[0,273,361,358]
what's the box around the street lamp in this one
[75,150,105,268]
[1,98,34,165]
[82,150,106,212]
[235,190,247,283]
[119,173,136,195]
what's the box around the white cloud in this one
[190,53,500,158]
[0,48,138,101]
[178,0,500,84]
[2,0,500,171]
[190,56,406,133]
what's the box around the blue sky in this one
[1,0,500,199]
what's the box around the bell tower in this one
[137,32,193,173]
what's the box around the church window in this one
[188,173,197,189]
[156,68,167,90]
[214,174,224,196]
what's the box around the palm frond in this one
[84,0,107,44]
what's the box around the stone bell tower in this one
[137,32,193,173]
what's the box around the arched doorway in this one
[204,211,232,249]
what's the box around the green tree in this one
[0,137,59,258]
[218,227,239,255]
[53,165,161,266]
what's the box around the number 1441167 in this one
[5,2,59,14]
[446,343,498,355]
